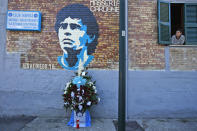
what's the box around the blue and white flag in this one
[67,110,91,127]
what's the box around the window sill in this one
[169,45,197,47]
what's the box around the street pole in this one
[118,0,126,131]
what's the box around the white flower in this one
[78,105,83,110]
[82,90,84,94]
[65,82,71,89]
[98,98,100,102]
[88,82,93,86]
[77,88,80,91]
[87,101,91,106]
[82,72,86,76]
[93,86,96,89]
[64,90,67,94]
[79,96,82,101]
[71,92,75,98]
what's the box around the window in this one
[171,3,184,37]
[158,0,197,45]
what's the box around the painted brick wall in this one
[2,0,197,119]
[7,0,119,70]
[170,47,197,70]
[6,0,197,71]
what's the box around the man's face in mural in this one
[58,17,92,53]
[55,4,99,70]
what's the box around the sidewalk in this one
[1,116,197,131]
[21,117,116,131]
[136,119,197,131]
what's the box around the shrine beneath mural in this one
[56,4,101,128]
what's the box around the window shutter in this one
[158,0,171,44]
[185,4,197,45]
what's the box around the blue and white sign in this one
[6,10,41,31]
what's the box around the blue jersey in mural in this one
[55,4,99,71]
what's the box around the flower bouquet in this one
[63,70,100,128]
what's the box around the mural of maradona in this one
[55,4,99,73]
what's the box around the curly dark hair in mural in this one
[55,4,99,71]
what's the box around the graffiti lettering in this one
[22,63,55,70]
[90,0,119,13]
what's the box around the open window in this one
[171,3,184,37]
[158,0,197,45]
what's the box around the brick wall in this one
[128,0,197,71]
[7,0,119,70]
[7,0,197,71]
[170,47,197,70]
[128,0,165,70]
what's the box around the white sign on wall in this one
[6,10,41,31]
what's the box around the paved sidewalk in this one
[21,117,116,131]
[1,116,197,131]
[21,118,197,131]
[136,119,197,131]
[0,116,36,131]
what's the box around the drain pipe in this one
[0,0,8,72]
[118,0,127,130]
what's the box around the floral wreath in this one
[63,70,100,114]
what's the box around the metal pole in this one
[118,0,126,130]
[125,0,128,121]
